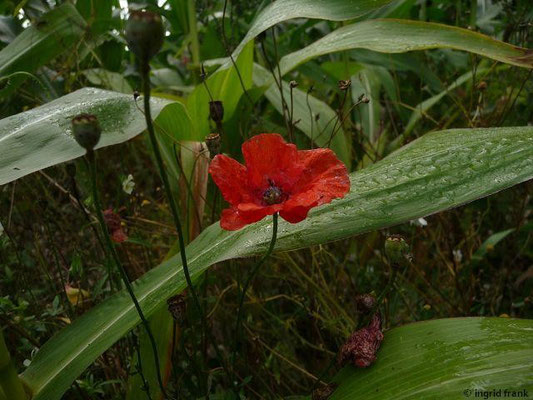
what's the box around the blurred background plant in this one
[0,0,531,398]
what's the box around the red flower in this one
[208,133,350,231]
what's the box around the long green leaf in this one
[279,19,533,74]
[0,3,86,96]
[21,126,533,400]
[0,88,197,185]
[328,317,533,399]
[229,0,393,61]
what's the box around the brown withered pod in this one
[337,312,384,368]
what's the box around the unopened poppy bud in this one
[338,79,351,90]
[477,81,487,91]
[209,100,224,123]
[289,80,298,88]
[125,10,164,62]
[205,133,221,158]
[385,234,410,265]
[71,114,101,151]
[167,294,187,324]
[362,96,370,103]
[356,293,376,313]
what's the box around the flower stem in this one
[86,150,166,399]
[231,213,279,386]
[0,328,27,400]
[140,63,235,393]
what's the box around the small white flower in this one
[453,249,463,263]
[410,217,428,227]
[122,174,135,195]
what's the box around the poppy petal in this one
[292,148,350,201]
[220,203,282,230]
[242,133,302,192]
[280,148,350,223]
[209,154,250,206]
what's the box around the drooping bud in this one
[384,234,410,266]
[289,80,298,89]
[338,79,351,91]
[477,81,487,91]
[103,209,128,243]
[71,114,101,151]
[125,10,164,62]
[205,133,221,159]
[209,100,224,123]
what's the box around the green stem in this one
[187,0,200,76]
[231,213,279,386]
[0,329,27,400]
[87,151,166,399]
[140,63,236,394]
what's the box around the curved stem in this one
[87,150,166,399]
[140,63,236,393]
[231,213,279,385]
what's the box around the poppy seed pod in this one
[209,100,224,123]
[125,10,164,62]
[205,133,221,158]
[385,234,410,266]
[71,114,101,151]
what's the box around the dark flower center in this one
[263,185,284,205]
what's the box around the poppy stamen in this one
[263,182,284,205]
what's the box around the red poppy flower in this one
[208,133,350,231]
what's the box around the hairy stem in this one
[140,63,235,393]
[87,150,166,399]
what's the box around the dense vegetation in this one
[0,0,531,399]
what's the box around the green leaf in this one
[279,19,533,75]
[82,68,133,94]
[229,0,394,61]
[0,3,86,96]
[126,306,174,400]
[21,126,533,400]
[0,88,196,185]
[328,317,533,399]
